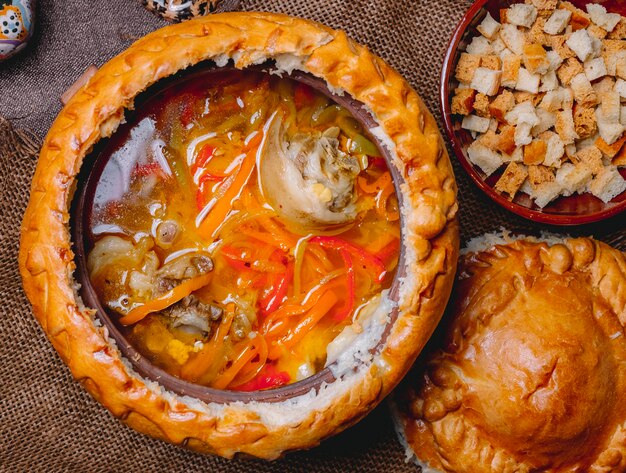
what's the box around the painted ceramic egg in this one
[0,0,35,61]
[141,0,240,22]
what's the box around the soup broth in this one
[86,69,400,391]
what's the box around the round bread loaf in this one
[19,12,458,459]
[393,234,626,472]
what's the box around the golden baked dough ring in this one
[395,237,626,472]
[18,12,458,459]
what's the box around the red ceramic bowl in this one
[441,0,626,225]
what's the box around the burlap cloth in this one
[0,1,624,471]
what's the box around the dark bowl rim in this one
[440,0,626,226]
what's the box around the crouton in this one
[555,108,580,144]
[515,122,535,146]
[489,90,516,121]
[506,101,540,125]
[584,57,608,81]
[567,29,597,62]
[542,131,566,167]
[497,125,518,155]
[587,23,608,40]
[572,145,604,173]
[481,55,502,70]
[533,108,557,135]
[516,67,541,94]
[456,53,482,84]
[462,114,492,133]
[557,57,584,85]
[544,9,572,35]
[616,52,626,80]
[596,120,625,145]
[473,93,491,118]
[598,91,622,123]
[529,0,557,10]
[546,50,564,71]
[548,35,577,59]
[608,18,626,40]
[500,24,526,55]
[503,146,524,163]
[467,141,504,176]
[587,4,621,33]
[602,40,626,75]
[514,90,542,105]
[528,17,549,45]
[539,70,559,93]
[592,76,615,95]
[502,55,522,87]
[478,12,501,40]
[615,78,626,99]
[595,134,626,158]
[471,67,502,96]
[523,44,549,74]
[478,129,500,150]
[533,181,563,207]
[524,139,548,164]
[491,37,508,55]
[495,161,528,199]
[540,87,574,111]
[555,162,594,195]
[570,73,599,107]
[573,104,598,139]
[528,164,556,188]
[587,165,626,202]
[466,35,494,56]
[613,144,626,166]
[508,4,538,28]
[559,2,591,31]
[451,88,477,115]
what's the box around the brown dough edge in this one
[18,12,459,459]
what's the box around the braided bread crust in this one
[395,237,626,472]
[19,12,458,459]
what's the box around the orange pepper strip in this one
[268,291,339,360]
[357,171,392,194]
[119,273,213,326]
[211,337,259,390]
[180,303,235,383]
[198,132,263,238]
[230,336,269,388]
[376,180,400,222]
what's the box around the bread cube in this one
[587,4,622,33]
[584,57,608,81]
[473,93,491,118]
[481,55,502,70]
[495,161,528,199]
[555,162,593,195]
[529,0,557,10]
[602,40,626,75]
[502,55,522,88]
[451,88,477,115]
[505,101,540,126]
[596,120,625,145]
[462,114,491,133]
[542,132,566,167]
[546,50,564,71]
[539,70,559,92]
[489,90,516,122]
[516,67,541,94]
[528,164,556,188]
[478,12,501,40]
[613,143,626,166]
[524,139,548,164]
[500,24,526,55]
[587,166,626,202]
[456,53,481,84]
[471,67,502,96]
[507,4,538,28]
[573,105,598,139]
[466,36,494,56]
[573,145,604,173]
[559,2,591,31]
[515,122,535,147]
[549,35,576,59]
[588,24,609,40]
[566,29,597,62]
[592,76,616,95]
[523,44,549,74]
[570,73,599,107]
[503,146,524,163]
[532,108,557,135]
[492,37,508,56]
[528,17,550,46]
[621,105,626,126]
[540,87,574,112]
[557,57,584,85]
[615,78,626,100]
[467,141,504,176]
[596,134,626,158]
[544,9,572,35]
[478,129,500,150]
[497,125,518,155]
[608,18,626,40]
[555,108,580,144]
[599,91,622,123]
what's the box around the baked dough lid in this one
[393,235,626,472]
[18,12,458,459]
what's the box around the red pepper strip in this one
[368,157,387,169]
[334,249,355,321]
[259,260,294,316]
[232,364,291,392]
[376,237,401,268]
[195,144,216,171]
[308,236,387,283]
[220,245,254,272]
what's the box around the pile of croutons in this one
[452,0,626,207]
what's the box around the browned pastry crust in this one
[395,237,626,472]
[18,12,458,459]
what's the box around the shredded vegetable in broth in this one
[86,69,400,391]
